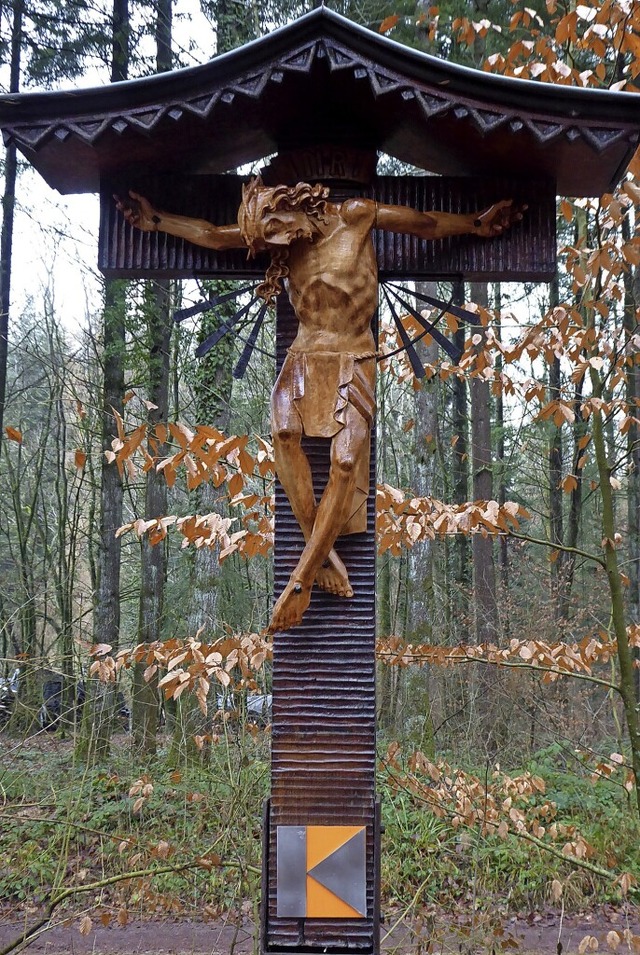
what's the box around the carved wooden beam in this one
[101,174,555,281]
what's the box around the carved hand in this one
[114,190,161,232]
[473,199,526,237]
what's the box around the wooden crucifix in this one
[115,163,529,955]
[3,6,639,952]
[117,177,522,634]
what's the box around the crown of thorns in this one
[238,175,330,257]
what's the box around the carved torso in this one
[285,199,378,355]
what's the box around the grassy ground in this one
[1,729,639,953]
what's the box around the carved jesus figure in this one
[117,179,521,632]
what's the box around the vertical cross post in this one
[262,293,379,955]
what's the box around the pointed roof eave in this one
[1,6,639,196]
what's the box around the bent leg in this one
[272,378,351,600]
[269,406,369,632]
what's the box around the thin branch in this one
[506,529,606,568]
[0,857,259,955]
[377,650,620,693]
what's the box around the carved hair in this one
[238,176,330,304]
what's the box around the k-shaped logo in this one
[276,825,367,919]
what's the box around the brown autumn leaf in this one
[379,13,399,33]
[5,426,22,443]
[156,840,171,859]
[619,871,636,895]
[551,878,563,901]
[228,472,244,497]
[560,199,573,222]
[78,916,93,937]
[144,664,158,682]
[74,449,87,469]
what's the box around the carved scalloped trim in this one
[2,37,631,161]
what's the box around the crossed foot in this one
[268,549,353,632]
[316,549,353,599]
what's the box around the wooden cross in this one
[108,151,553,955]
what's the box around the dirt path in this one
[1,909,639,955]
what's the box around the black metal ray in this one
[386,280,481,326]
[231,333,275,361]
[382,285,426,379]
[379,285,456,363]
[174,283,257,323]
[385,285,461,362]
[233,301,269,379]
[194,295,261,358]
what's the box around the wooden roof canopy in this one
[1,7,640,198]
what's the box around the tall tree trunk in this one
[622,215,640,702]
[181,0,240,641]
[133,283,172,755]
[131,0,174,756]
[410,283,440,643]
[548,275,564,621]
[377,553,394,732]
[78,0,129,763]
[558,211,589,623]
[451,279,470,630]
[155,0,172,72]
[558,374,586,621]
[214,0,254,53]
[0,0,23,456]
[590,367,640,815]
[50,336,77,731]
[81,280,127,761]
[167,11,239,760]
[187,301,234,634]
[469,283,498,644]
[171,303,234,763]
[408,282,440,755]
[112,0,129,83]
[469,281,500,758]
[493,285,509,616]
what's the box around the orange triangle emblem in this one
[306,825,366,918]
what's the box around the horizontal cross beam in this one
[100,174,556,282]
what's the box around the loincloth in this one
[285,349,376,437]
[275,349,376,535]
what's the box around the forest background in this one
[2,0,640,952]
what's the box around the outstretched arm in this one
[375,199,524,240]
[114,191,245,251]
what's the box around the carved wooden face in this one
[238,178,330,257]
[257,210,316,249]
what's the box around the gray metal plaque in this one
[276,826,307,918]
